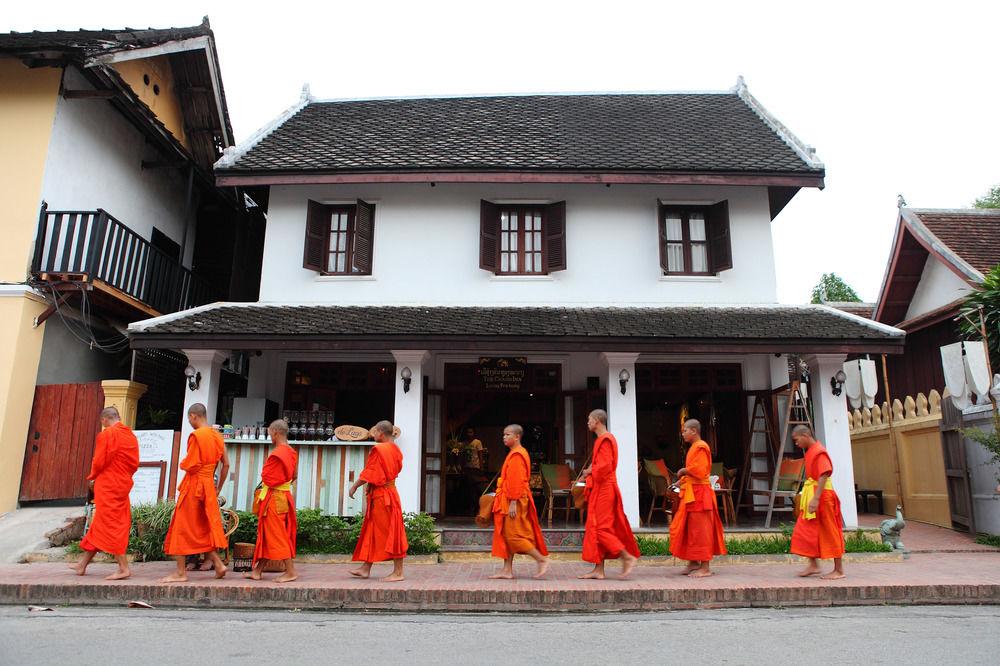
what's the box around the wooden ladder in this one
[763,381,813,528]
[736,391,777,515]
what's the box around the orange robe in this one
[81,422,140,555]
[353,441,408,562]
[253,444,298,564]
[582,432,640,563]
[163,427,228,555]
[492,445,548,559]
[670,439,727,561]
[790,441,845,559]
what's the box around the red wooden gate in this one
[19,383,105,502]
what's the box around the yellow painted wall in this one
[113,57,189,150]
[0,295,49,512]
[0,59,61,283]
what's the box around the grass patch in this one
[975,533,1000,548]
[637,529,890,557]
[65,540,83,555]
[725,535,790,555]
[636,536,671,556]
[845,529,892,553]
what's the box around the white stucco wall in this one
[904,254,973,322]
[258,182,779,306]
[38,67,195,265]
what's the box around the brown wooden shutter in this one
[544,201,567,273]
[707,200,732,273]
[657,203,669,273]
[479,200,500,272]
[353,199,375,274]
[303,200,328,272]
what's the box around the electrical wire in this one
[33,279,131,354]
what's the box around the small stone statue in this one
[880,505,907,551]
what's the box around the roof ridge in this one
[306,89,736,105]
[215,85,312,169]
[905,207,1000,216]
[732,76,825,172]
[899,209,984,283]
[814,304,904,336]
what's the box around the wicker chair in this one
[540,463,579,527]
[643,459,675,527]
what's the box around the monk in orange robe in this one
[348,420,408,581]
[670,419,727,577]
[490,424,549,579]
[790,425,846,579]
[245,419,299,583]
[579,409,640,580]
[71,407,139,580]
[160,402,230,582]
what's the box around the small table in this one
[855,488,884,515]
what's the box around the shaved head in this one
[792,424,813,438]
[589,409,608,425]
[101,406,120,421]
[188,403,207,417]
[684,419,701,433]
[268,419,289,437]
[371,420,394,437]
[505,424,523,438]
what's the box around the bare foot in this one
[533,559,550,579]
[821,571,846,580]
[618,553,638,580]
[275,572,299,583]
[242,571,262,580]
[680,562,700,576]
[214,564,227,579]
[381,573,405,582]
[798,566,821,577]
[159,573,188,583]
[69,563,87,576]
[488,571,515,579]
[689,569,714,578]
[105,570,131,581]
[348,568,370,579]
[578,569,605,580]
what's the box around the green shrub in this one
[230,511,258,546]
[636,535,671,556]
[295,509,360,554]
[128,501,176,562]
[845,529,892,552]
[975,533,1000,548]
[65,540,83,555]
[725,535,791,555]
[404,511,439,555]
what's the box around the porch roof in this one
[128,303,904,354]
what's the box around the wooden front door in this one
[940,398,976,533]
[19,383,104,502]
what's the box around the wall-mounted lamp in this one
[830,369,847,397]
[184,365,201,392]
[618,368,630,395]
[401,366,413,393]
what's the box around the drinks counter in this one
[221,438,370,516]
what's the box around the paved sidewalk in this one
[2,552,999,612]
[857,514,993,553]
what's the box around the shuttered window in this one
[303,199,375,275]
[658,201,731,275]
[479,200,567,275]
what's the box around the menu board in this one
[129,462,167,506]
[135,430,174,462]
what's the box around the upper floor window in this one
[303,199,375,275]
[658,202,732,275]
[479,200,566,275]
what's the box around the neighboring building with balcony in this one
[0,19,264,510]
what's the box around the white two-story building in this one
[129,80,904,529]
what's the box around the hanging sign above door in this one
[478,357,528,391]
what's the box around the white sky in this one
[6,1,998,304]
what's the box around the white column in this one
[180,349,227,445]
[804,353,858,528]
[603,352,641,528]
[392,350,429,514]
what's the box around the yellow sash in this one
[678,475,710,504]
[257,481,292,502]
[798,477,833,520]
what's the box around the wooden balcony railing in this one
[31,203,218,315]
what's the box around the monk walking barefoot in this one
[348,421,408,582]
[490,425,549,579]
[669,419,726,578]
[789,426,846,580]
[246,420,299,584]
[160,403,230,583]
[72,407,139,581]
[578,410,641,581]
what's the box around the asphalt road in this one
[1,605,998,665]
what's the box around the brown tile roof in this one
[912,209,1000,276]
[825,302,875,319]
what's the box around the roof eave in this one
[214,169,825,189]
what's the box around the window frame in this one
[659,205,714,276]
[496,205,548,276]
[322,204,360,276]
